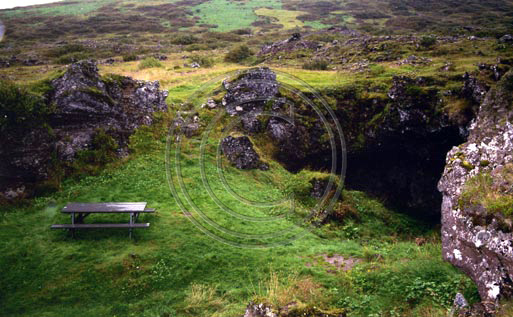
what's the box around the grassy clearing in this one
[193,0,281,32]
[0,0,115,17]
[254,8,307,30]
[0,99,478,316]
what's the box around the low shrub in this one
[420,35,437,48]
[0,80,52,132]
[55,52,91,64]
[231,28,252,35]
[189,54,214,68]
[204,31,241,42]
[184,43,210,51]
[224,45,253,63]
[501,71,513,92]
[70,129,119,176]
[171,34,199,45]
[138,57,163,70]
[122,53,138,62]
[302,59,329,70]
[47,43,88,58]
[460,164,513,217]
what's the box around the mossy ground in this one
[0,107,478,316]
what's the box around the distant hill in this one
[1,0,512,43]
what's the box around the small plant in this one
[55,52,91,64]
[122,53,138,62]
[182,283,226,316]
[189,54,214,68]
[369,64,386,76]
[224,44,253,63]
[302,59,329,70]
[254,270,328,308]
[138,57,163,70]
[172,34,199,45]
[460,164,513,217]
[0,80,52,132]
[80,129,118,162]
[501,71,513,92]
[420,35,437,48]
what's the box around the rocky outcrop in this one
[438,71,513,313]
[259,33,319,56]
[221,67,331,172]
[499,34,513,44]
[221,68,468,219]
[222,67,279,133]
[244,303,276,317]
[0,60,168,200]
[221,136,268,170]
[462,73,490,105]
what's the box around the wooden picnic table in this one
[51,202,155,238]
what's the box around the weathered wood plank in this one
[61,202,147,213]
[51,223,150,229]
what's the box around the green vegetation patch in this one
[0,0,116,17]
[0,80,53,132]
[460,164,513,217]
[255,8,307,29]
[193,0,281,32]
[138,57,164,70]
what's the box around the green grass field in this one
[193,0,281,32]
[255,8,307,30]
[0,105,479,316]
[0,0,115,17]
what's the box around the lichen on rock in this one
[438,70,513,313]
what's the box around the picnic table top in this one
[61,202,148,213]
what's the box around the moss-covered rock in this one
[0,60,168,201]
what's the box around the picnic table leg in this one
[129,212,134,239]
[70,212,75,238]
[76,213,88,224]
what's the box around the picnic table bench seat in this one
[51,223,150,229]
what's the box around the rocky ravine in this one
[0,60,168,200]
[438,71,513,314]
[221,67,473,220]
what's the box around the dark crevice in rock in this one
[221,68,480,221]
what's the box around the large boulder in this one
[0,60,168,199]
[438,71,513,313]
